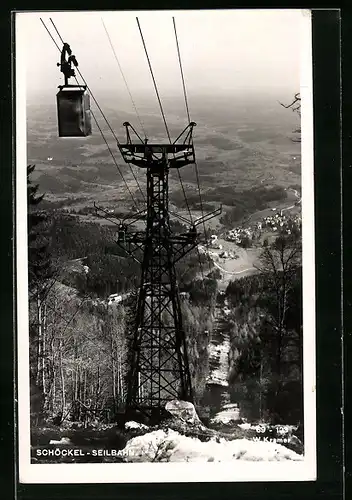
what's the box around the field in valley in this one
[26,92,301,219]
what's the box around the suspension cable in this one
[40,18,61,51]
[136,17,171,143]
[49,17,64,44]
[73,67,146,204]
[136,16,194,227]
[43,18,209,285]
[49,18,120,146]
[90,109,138,206]
[43,18,145,206]
[176,174,193,223]
[71,71,139,206]
[101,18,147,140]
[172,17,190,123]
[172,17,211,274]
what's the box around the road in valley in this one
[213,261,256,277]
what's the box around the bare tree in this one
[256,233,302,380]
[279,93,301,115]
[279,93,301,143]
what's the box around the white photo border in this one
[16,8,316,484]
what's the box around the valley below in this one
[27,91,304,464]
[27,94,301,215]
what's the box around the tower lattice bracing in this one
[128,156,194,418]
[115,122,206,420]
[119,123,197,417]
[108,121,221,421]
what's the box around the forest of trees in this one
[219,186,287,228]
[225,232,302,424]
[28,162,302,429]
[27,165,218,426]
[171,184,287,219]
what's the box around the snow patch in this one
[211,404,241,425]
[125,421,149,431]
[49,437,72,445]
[121,429,303,463]
[238,423,252,430]
[207,338,230,386]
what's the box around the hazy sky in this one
[17,9,306,103]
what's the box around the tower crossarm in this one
[116,229,199,266]
[193,205,223,227]
[93,202,147,226]
[118,121,197,169]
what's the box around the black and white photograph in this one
[16,9,316,483]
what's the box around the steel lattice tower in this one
[111,121,219,421]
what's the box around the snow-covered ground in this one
[207,337,230,387]
[210,404,241,425]
[119,429,303,463]
[125,421,149,431]
[206,305,231,387]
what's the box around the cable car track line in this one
[43,20,140,207]
[172,17,211,282]
[74,66,146,204]
[136,17,171,143]
[172,17,207,280]
[49,17,65,45]
[173,17,210,273]
[40,18,61,51]
[90,109,138,206]
[136,16,193,227]
[42,18,145,207]
[101,18,147,140]
[173,17,190,123]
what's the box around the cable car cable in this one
[40,18,61,51]
[89,105,138,206]
[46,19,121,147]
[73,66,146,205]
[49,17,65,45]
[173,16,211,273]
[136,17,171,143]
[43,18,145,207]
[49,17,146,205]
[172,17,208,283]
[136,17,193,226]
[172,17,190,123]
[101,18,147,140]
[48,21,118,144]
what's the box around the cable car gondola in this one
[56,43,92,137]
